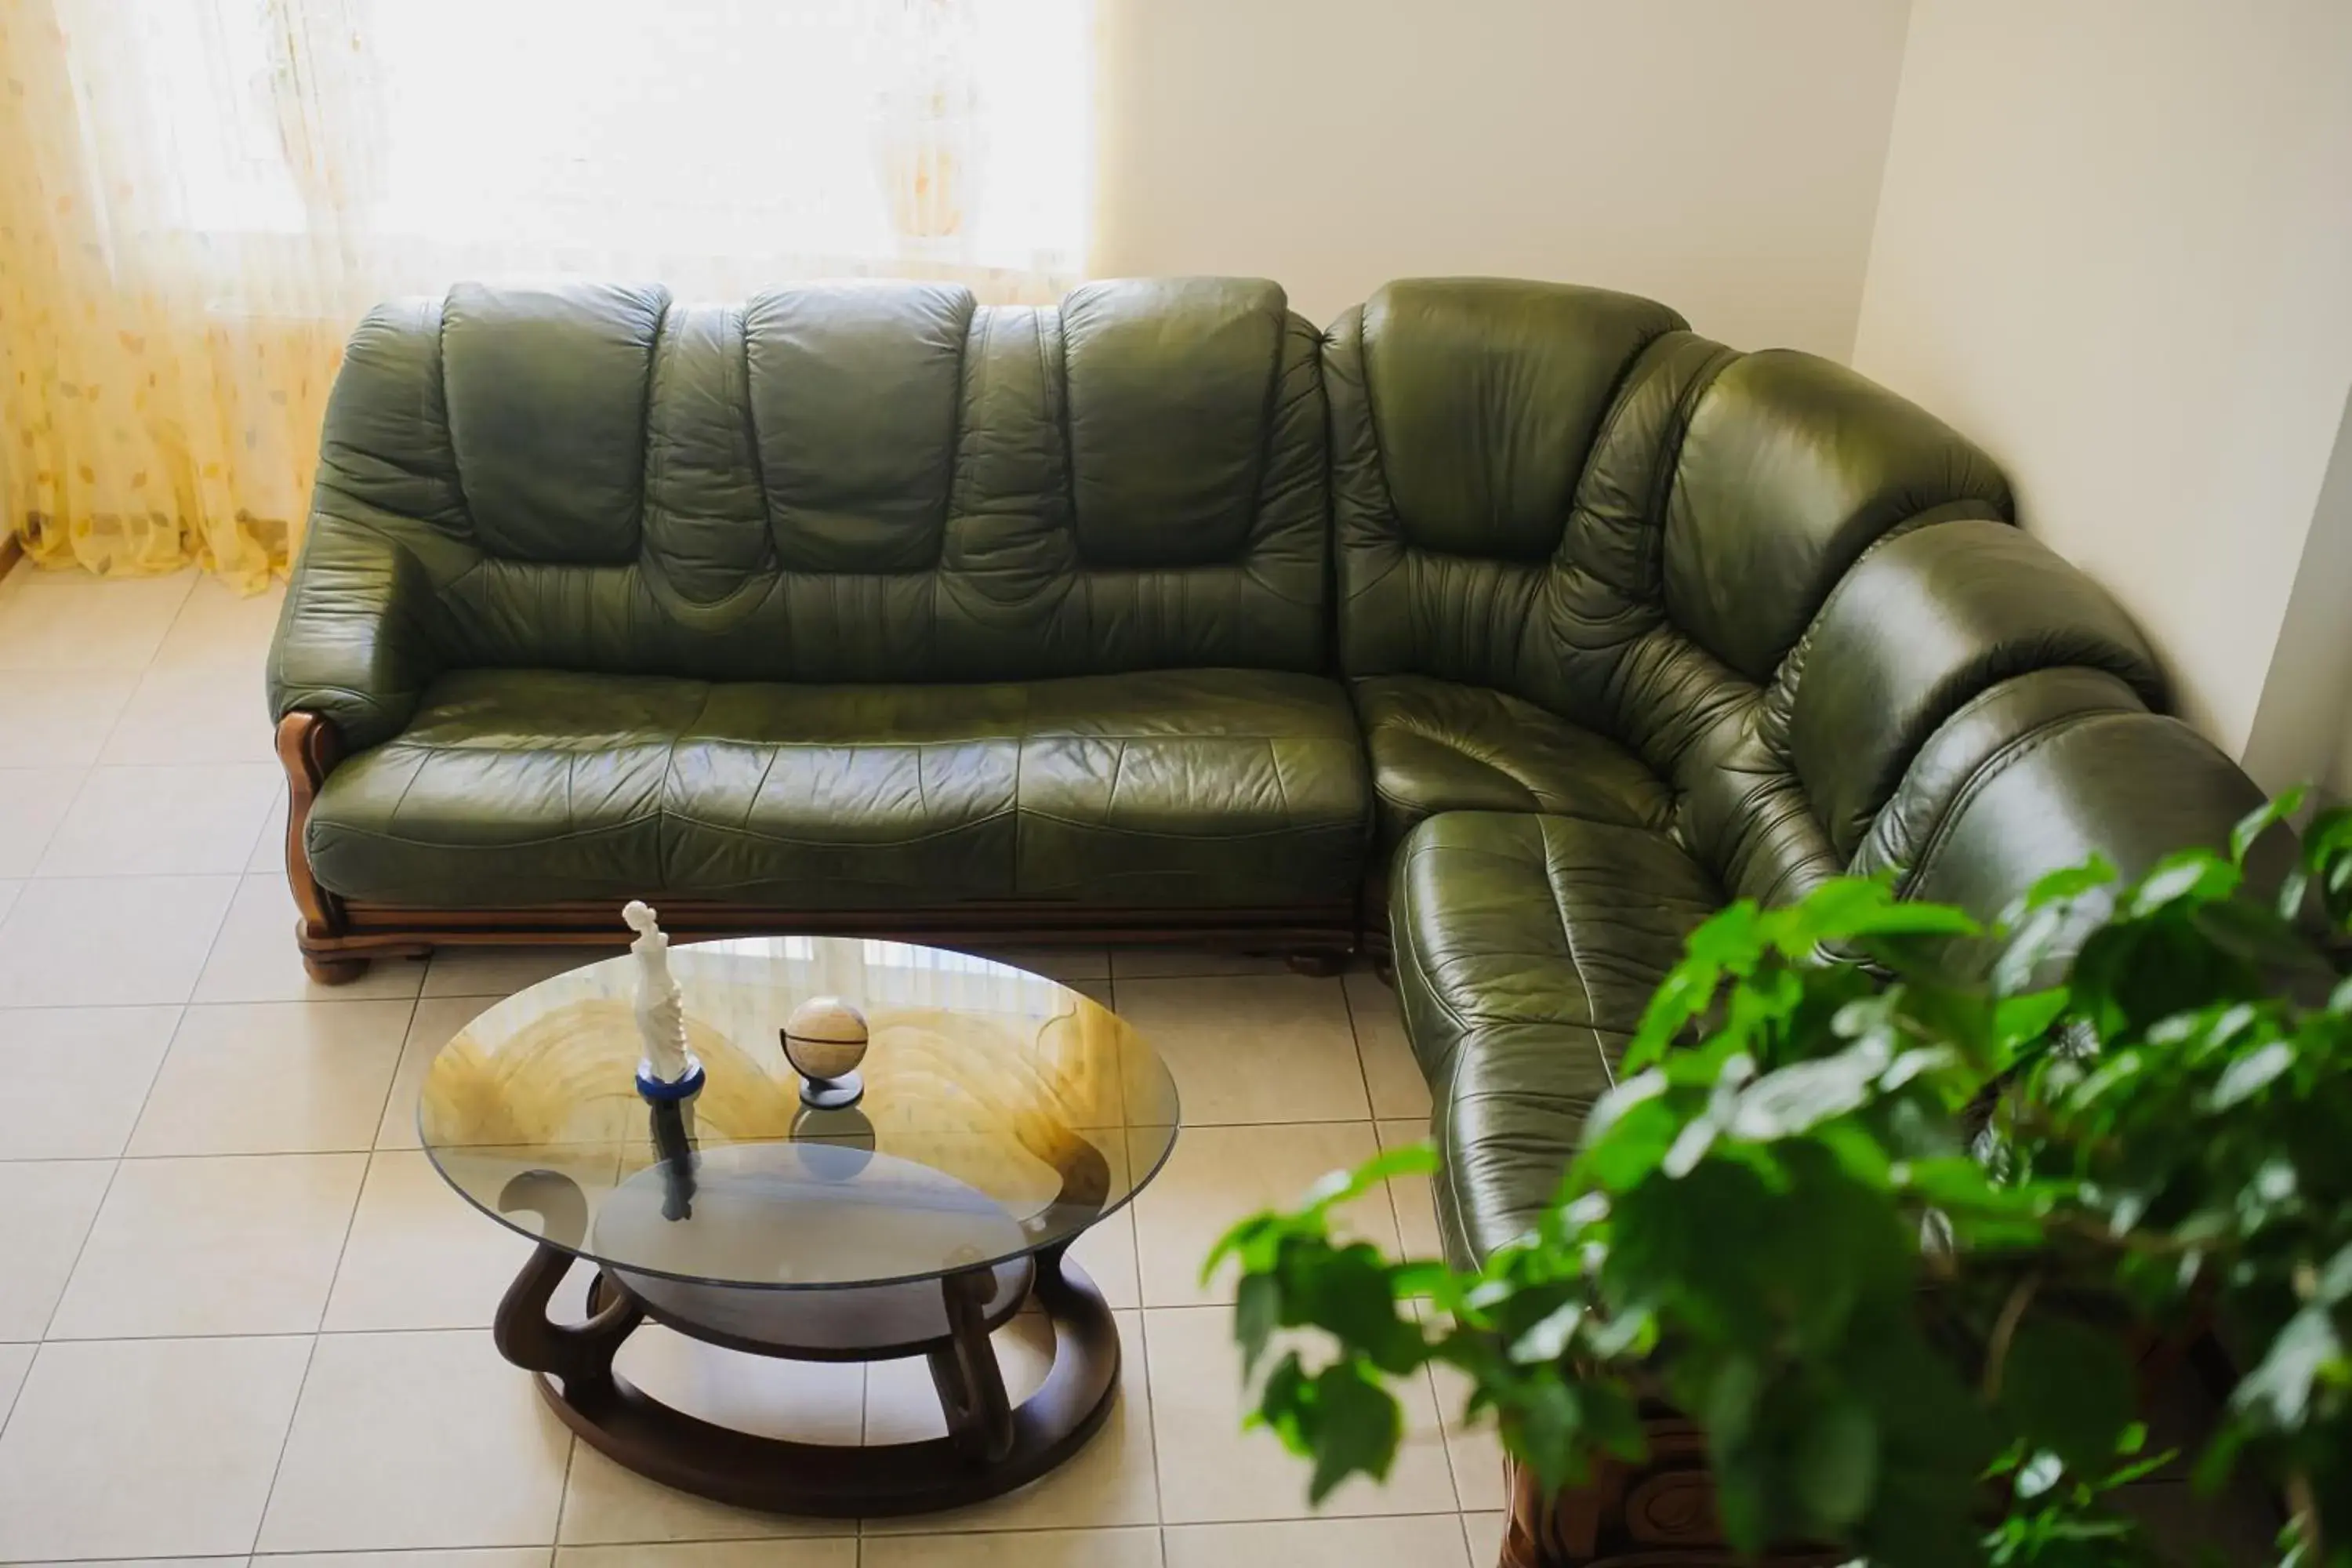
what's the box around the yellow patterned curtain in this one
[0,0,1089,588]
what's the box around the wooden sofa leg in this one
[1284,949,1350,978]
[301,951,371,985]
[274,712,364,982]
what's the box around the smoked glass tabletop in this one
[418,938,1180,1292]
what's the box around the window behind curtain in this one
[107,0,1091,297]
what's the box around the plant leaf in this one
[1792,1394,1878,1529]
[1729,1047,1882,1141]
[2230,1306,2346,1429]
[1299,1142,1442,1212]
[2230,786,2303,866]
[1305,1362,1403,1502]
[1233,1271,1281,1377]
[1997,1316,2136,1473]
[2207,1039,2294,1110]
[2125,851,2238,916]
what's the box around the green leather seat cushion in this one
[1389,810,1719,1268]
[307,666,1370,909]
[1352,675,1675,848]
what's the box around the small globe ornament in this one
[782,996,869,1109]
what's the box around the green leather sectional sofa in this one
[270,270,2263,1291]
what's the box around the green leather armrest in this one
[267,517,441,752]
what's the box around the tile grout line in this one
[243,990,419,1556]
[81,572,201,764]
[183,853,265,1000]
[1341,964,1428,1125]
[0,1340,27,1448]
[311,991,421,1326]
[0,761,89,880]
[1112,967,1173,1548]
[239,1276,326,1556]
[28,994,191,1345]
[549,1398,584,1556]
[0,987,184,1460]
[1138,1308,1171,1537]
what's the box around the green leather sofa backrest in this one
[303,276,1328,691]
[1331,278,2199,909]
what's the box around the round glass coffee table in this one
[418,937,1178,1517]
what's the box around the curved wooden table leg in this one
[494,1244,643,1399]
[931,1265,1017,1464]
[490,1245,1121,1518]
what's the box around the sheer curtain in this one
[0,0,1091,586]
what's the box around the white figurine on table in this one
[622,900,699,1090]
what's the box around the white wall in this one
[1091,0,1913,358]
[1850,0,2352,774]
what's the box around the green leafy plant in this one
[1211,793,2352,1567]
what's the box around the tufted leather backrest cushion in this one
[310,278,1329,684]
[1662,351,2012,683]
[1063,278,1284,568]
[1333,278,2176,909]
[441,283,668,566]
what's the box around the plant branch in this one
[1980,1270,2042,1401]
[2285,1469,2321,1565]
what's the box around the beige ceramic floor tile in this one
[0,876,20,924]
[36,762,279,877]
[863,1308,1156,1534]
[1071,1218,1142,1313]
[129,999,412,1156]
[0,670,140,768]
[100,662,281,765]
[49,1152,366,1338]
[377,997,497,1148]
[1067,1136,1141,1312]
[0,873,237,1006]
[554,1325,861,1544]
[1464,1508,1507,1565]
[1376,1119,1446,1261]
[7,1559,252,1567]
[862,1526,1162,1566]
[1346,969,1432,1120]
[325,1149,538,1331]
[259,1552,547,1567]
[1143,1305,1459,1523]
[1164,1515,1473,1566]
[0,567,194,670]
[260,1329,572,1552]
[555,1543,854,1567]
[249,796,289,872]
[154,575,285,666]
[557,1445,837,1549]
[0,766,80,877]
[0,1160,115,1340]
[0,1005,180,1158]
[421,946,610,999]
[1109,946,1290,980]
[0,1334,311,1560]
[1115,975,1370,1125]
[1131,1121,1395,1307]
[950,945,1112,982]
[0,1340,30,1421]
[196,873,428,1004]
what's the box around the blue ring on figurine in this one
[635,1062,706,1102]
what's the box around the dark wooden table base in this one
[490,1236,1121,1517]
